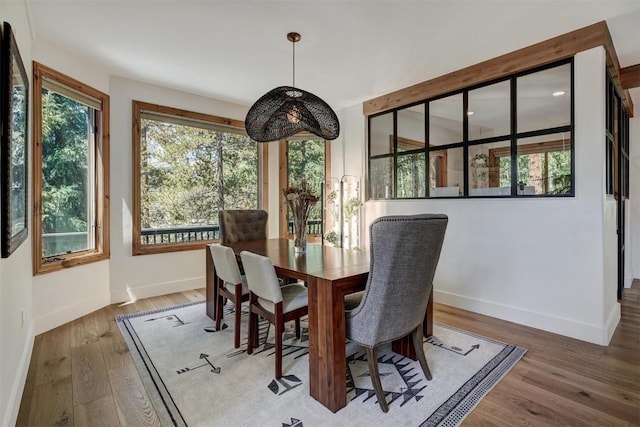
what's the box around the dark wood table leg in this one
[308,276,347,413]
[205,246,217,320]
[391,287,434,360]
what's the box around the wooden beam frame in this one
[621,64,640,90]
[363,21,634,117]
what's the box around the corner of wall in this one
[1,325,34,427]
[33,291,109,336]
[603,301,621,345]
[110,276,203,305]
[435,289,615,345]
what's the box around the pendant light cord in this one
[292,39,296,88]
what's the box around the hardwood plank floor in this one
[16,284,639,426]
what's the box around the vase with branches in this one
[283,180,319,253]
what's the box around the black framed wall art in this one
[1,22,29,258]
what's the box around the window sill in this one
[34,251,109,275]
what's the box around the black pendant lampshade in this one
[245,33,340,143]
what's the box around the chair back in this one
[209,244,242,285]
[240,251,283,304]
[348,214,448,346]
[218,210,268,244]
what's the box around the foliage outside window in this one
[132,101,259,255]
[283,138,327,238]
[32,62,110,274]
[368,60,574,199]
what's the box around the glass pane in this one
[369,112,394,156]
[468,140,511,196]
[370,157,394,199]
[287,139,325,233]
[429,147,463,197]
[517,132,571,195]
[429,93,463,146]
[397,152,425,198]
[397,104,425,152]
[517,63,571,133]
[41,89,92,257]
[468,80,510,140]
[222,134,259,208]
[10,65,27,237]
[140,117,258,245]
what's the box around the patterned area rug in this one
[116,301,526,427]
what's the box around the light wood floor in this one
[16,282,639,426]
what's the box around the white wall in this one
[351,47,620,345]
[30,39,112,336]
[0,3,34,426]
[108,77,263,303]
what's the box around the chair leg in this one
[411,323,432,381]
[252,315,261,347]
[215,284,223,332]
[247,311,256,355]
[275,312,283,379]
[294,318,301,339]
[366,347,389,413]
[233,286,243,349]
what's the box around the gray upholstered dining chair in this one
[240,250,308,379]
[345,214,448,412]
[218,209,268,244]
[209,244,250,349]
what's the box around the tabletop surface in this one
[224,238,370,281]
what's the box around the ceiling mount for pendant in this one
[244,32,340,143]
[287,32,301,43]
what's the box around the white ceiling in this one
[26,0,640,112]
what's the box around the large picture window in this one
[32,62,110,274]
[132,101,260,255]
[368,59,574,199]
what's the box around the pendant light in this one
[244,32,340,143]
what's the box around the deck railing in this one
[141,225,221,245]
[287,219,322,235]
[140,219,323,245]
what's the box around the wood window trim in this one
[32,62,111,275]
[393,136,448,188]
[430,151,448,188]
[132,100,261,255]
[363,21,633,117]
[487,139,571,187]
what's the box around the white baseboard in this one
[604,302,621,345]
[627,266,637,287]
[2,325,34,427]
[110,277,203,304]
[434,289,617,346]
[33,292,110,336]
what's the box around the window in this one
[605,75,625,197]
[397,105,426,198]
[32,62,110,274]
[132,101,261,255]
[279,137,329,241]
[368,59,574,199]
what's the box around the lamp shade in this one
[245,85,340,143]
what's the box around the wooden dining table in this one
[205,238,433,413]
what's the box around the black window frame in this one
[367,58,575,200]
